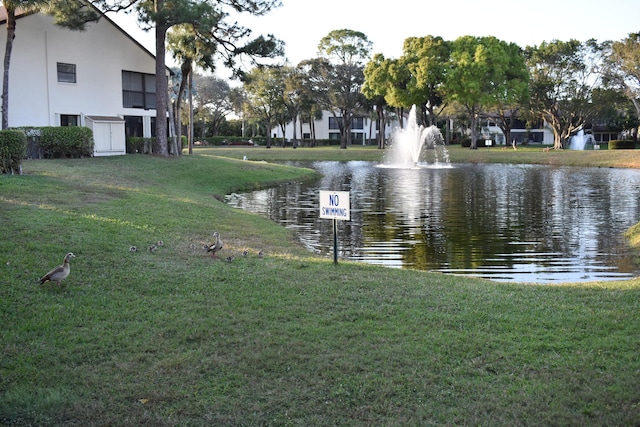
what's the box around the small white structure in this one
[85,116,126,156]
[0,7,168,156]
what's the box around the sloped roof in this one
[86,115,126,122]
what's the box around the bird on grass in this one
[258,250,264,258]
[226,256,234,263]
[39,252,76,288]
[207,232,224,257]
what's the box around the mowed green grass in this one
[1,149,640,426]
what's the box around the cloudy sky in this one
[111,0,640,69]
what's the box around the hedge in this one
[608,139,636,149]
[37,126,94,158]
[0,129,27,174]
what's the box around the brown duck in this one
[39,252,76,287]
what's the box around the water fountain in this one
[569,129,595,150]
[382,105,450,168]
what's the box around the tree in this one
[118,0,283,156]
[482,41,529,146]
[445,36,529,149]
[607,33,640,126]
[362,53,392,148]
[193,74,233,137]
[525,39,605,149]
[243,66,286,148]
[281,66,305,147]
[395,36,450,125]
[363,36,451,147]
[316,29,371,149]
[167,23,218,154]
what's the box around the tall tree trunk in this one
[188,69,193,155]
[265,119,272,148]
[2,8,16,130]
[155,1,169,156]
[174,59,191,155]
[378,106,385,149]
[291,115,297,148]
[470,112,478,149]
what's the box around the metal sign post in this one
[319,190,350,264]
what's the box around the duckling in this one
[225,256,234,263]
[242,250,248,257]
[129,246,137,253]
[258,250,264,258]
[39,252,76,288]
[148,244,157,252]
[207,232,224,257]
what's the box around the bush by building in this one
[0,130,27,174]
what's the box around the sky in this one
[111,0,640,73]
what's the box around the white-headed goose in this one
[39,252,76,288]
[207,232,224,257]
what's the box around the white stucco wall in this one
[272,110,397,143]
[0,11,159,130]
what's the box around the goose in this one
[207,232,224,257]
[39,252,76,288]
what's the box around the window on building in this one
[60,114,79,126]
[328,117,340,130]
[124,116,143,138]
[511,118,544,130]
[122,71,156,109]
[351,132,364,143]
[57,63,76,83]
[329,133,340,140]
[352,117,364,130]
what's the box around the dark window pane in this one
[57,63,76,83]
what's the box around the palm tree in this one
[167,24,218,154]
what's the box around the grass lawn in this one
[1,148,640,426]
[207,143,640,168]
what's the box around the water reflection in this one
[226,161,640,283]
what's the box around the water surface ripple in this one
[226,161,640,283]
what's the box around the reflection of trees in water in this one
[226,162,640,282]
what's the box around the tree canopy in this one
[525,39,605,149]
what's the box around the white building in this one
[272,109,558,147]
[271,110,397,145]
[0,6,168,156]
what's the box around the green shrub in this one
[608,139,636,149]
[0,129,27,174]
[39,126,94,158]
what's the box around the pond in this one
[225,161,640,283]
